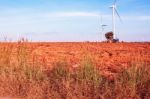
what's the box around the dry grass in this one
[0,41,149,99]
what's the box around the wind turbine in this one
[110,0,122,40]
[100,15,107,41]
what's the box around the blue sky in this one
[0,0,150,41]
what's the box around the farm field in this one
[21,42,150,77]
[0,42,150,99]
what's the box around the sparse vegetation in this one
[0,41,149,99]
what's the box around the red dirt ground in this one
[0,42,150,98]
[2,42,149,78]
[22,42,150,78]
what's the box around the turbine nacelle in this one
[101,25,107,27]
[109,5,116,8]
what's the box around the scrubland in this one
[0,40,150,99]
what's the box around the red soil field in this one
[17,42,150,78]
[0,42,150,98]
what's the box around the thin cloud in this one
[101,15,150,21]
[44,12,150,21]
[123,15,150,21]
[45,12,100,17]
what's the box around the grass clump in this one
[76,56,102,87]
[46,56,104,99]
[51,61,70,79]
[0,41,48,98]
[116,63,150,99]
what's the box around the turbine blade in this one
[115,8,123,23]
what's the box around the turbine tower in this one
[110,0,122,39]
